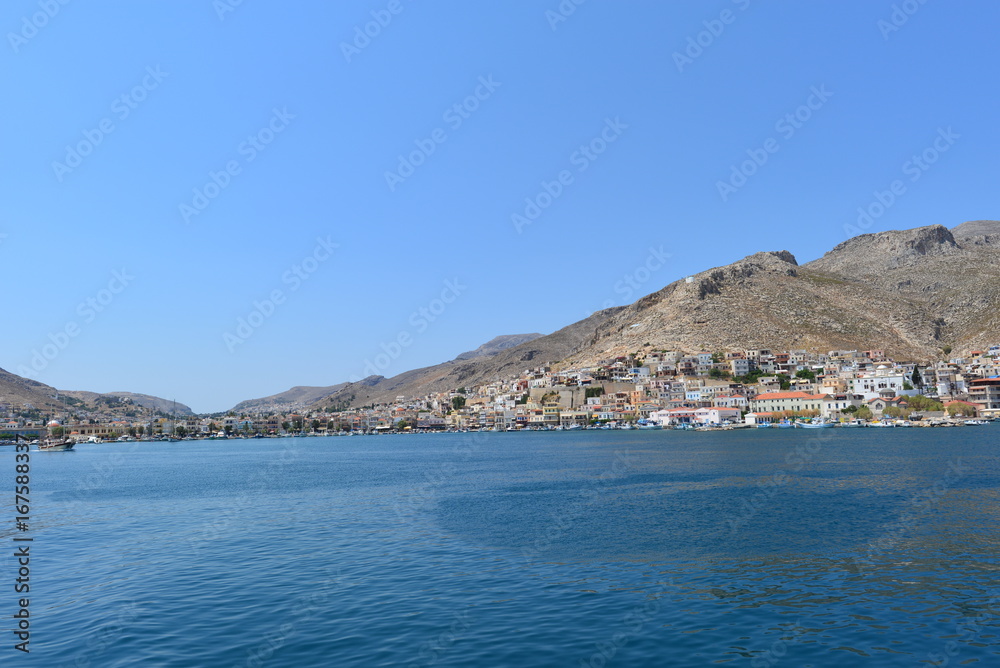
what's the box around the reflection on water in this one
[1,426,998,666]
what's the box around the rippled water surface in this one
[3,426,1000,666]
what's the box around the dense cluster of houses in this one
[3,346,999,440]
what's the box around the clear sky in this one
[3,1,997,413]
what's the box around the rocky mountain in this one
[308,220,999,409]
[454,334,544,361]
[230,383,351,414]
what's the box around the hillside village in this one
[4,344,999,441]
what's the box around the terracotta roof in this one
[754,391,827,400]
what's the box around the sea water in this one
[2,426,998,666]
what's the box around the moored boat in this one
[796,421,834,429]
[38,438,75,451]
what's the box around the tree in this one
[856,406,873,420]
[311,420,320,432]
[903,381,914,391]
[795,369,816,381]
[208,422,218,434]
[456,387,467,395]
[281,421,290,432]
[585,386,605,399]
[840,405,858,414]
[51,426,65,438]
[451,396,467,410]
[224,425,233,436]
[942,345,953,356]
[777,374,791,391]
[947,403,977,417]
[175,426,187,438]
[911,367,922,389]
[908,395,944,412]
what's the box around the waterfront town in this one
[4,345,999,442]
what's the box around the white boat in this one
[38,438,75,451]
[795,421,834,429]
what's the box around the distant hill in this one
[0,368,195,417]
[0,368,66,412]
[308,317,623,409]
[454,334,544,360]
[230,383,351,413]
[303,220,999,409]
[60,391,195,416]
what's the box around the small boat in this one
[796,421,834,429]
[840,419,865,428]
[38,438,75,451]
[776,421,795,429]
[756,423,772,428]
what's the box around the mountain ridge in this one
[306,220,1000,408]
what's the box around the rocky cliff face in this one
[806,225,961,274]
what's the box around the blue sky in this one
[2,1,997,413]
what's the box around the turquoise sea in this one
[3,426,999,666]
